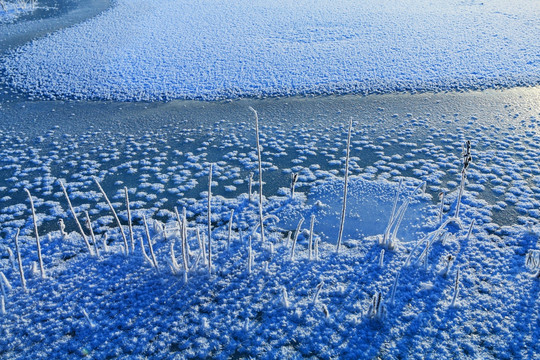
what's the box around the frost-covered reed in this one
[312,281,324,304]
[207,163,213,275]
[290,217,304,261]
[382,179,402,247]
[281,286,290,309]
[525,250,540,278]
[247,236,253,274]
[24,188,45,279]
[60,181,93,255]
[14,229,26,291]
[455,140,472,219]
[450,266,460,307]
[125,187,135,252]
[0,271,11,301]
[367,291,386,320]
[382,181,426,251]
[58,219,67,238]
[142,214,158,270]
[227,209,234,252]
[308,215,315,260]
[290,173,299,199]
[94,177,129,256]
[336,117,353,253]
[249,107,265,243]
[85,211,100,257]
[174,207,189,279]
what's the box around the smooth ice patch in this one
[275,176,434,245]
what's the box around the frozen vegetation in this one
[2,0,540,100]
[0,0,539,358]
[0,91,539,358]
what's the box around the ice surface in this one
[1,88,540,358]
[2,0,540,100]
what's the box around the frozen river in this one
[1,2,540,359]
[0,0,539,238]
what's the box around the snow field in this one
[1,98,540,358]
[2,0,540,100]
[0,1,35,23]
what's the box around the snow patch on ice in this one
[2,0,540,100]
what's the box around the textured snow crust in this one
[3,0,540,100]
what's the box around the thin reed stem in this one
[14,229,26,291]
[59,181,93,255]
[24,188,44,279]
[249,107,265,243]
[125,187,135,252]
[336,117,353,253]
[208,164,213,275]
[93,177,129,256]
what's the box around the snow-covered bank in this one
[3,0,540,101]
[4,172,535,359]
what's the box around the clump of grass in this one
[6,247,15,271]
[102,233,110,253]
[381,181,425,251]
[168,241,181,275]
[382,179,403,246]
[196,227,207,266]
[389,269,401,304]
[138,232,152,266]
